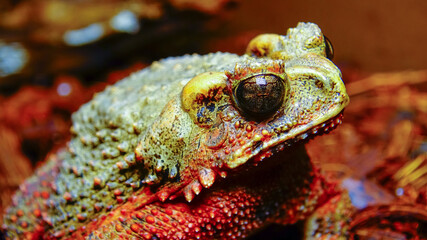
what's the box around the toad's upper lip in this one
[225,109,345,169]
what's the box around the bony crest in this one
[181,71,229,128]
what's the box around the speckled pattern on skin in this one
[2,23,352,239]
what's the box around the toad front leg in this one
[304,193,354,240]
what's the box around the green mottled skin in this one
[2,23,351,239]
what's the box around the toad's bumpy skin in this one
[2,23,351,239]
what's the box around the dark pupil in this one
[323,35,334,60]
[235,74,284,117]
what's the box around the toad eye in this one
[234,74,286,118]
[323,35,334,60]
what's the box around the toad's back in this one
[3,52,246,236]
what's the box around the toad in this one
[2,22,351,239]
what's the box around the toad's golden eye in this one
[324,35,334,60]
[234,74,286,118]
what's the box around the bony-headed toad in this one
[2,22,351,239]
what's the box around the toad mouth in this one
[248,111,344,166]
[224,108,345,170]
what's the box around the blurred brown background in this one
[212,0,427,71]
